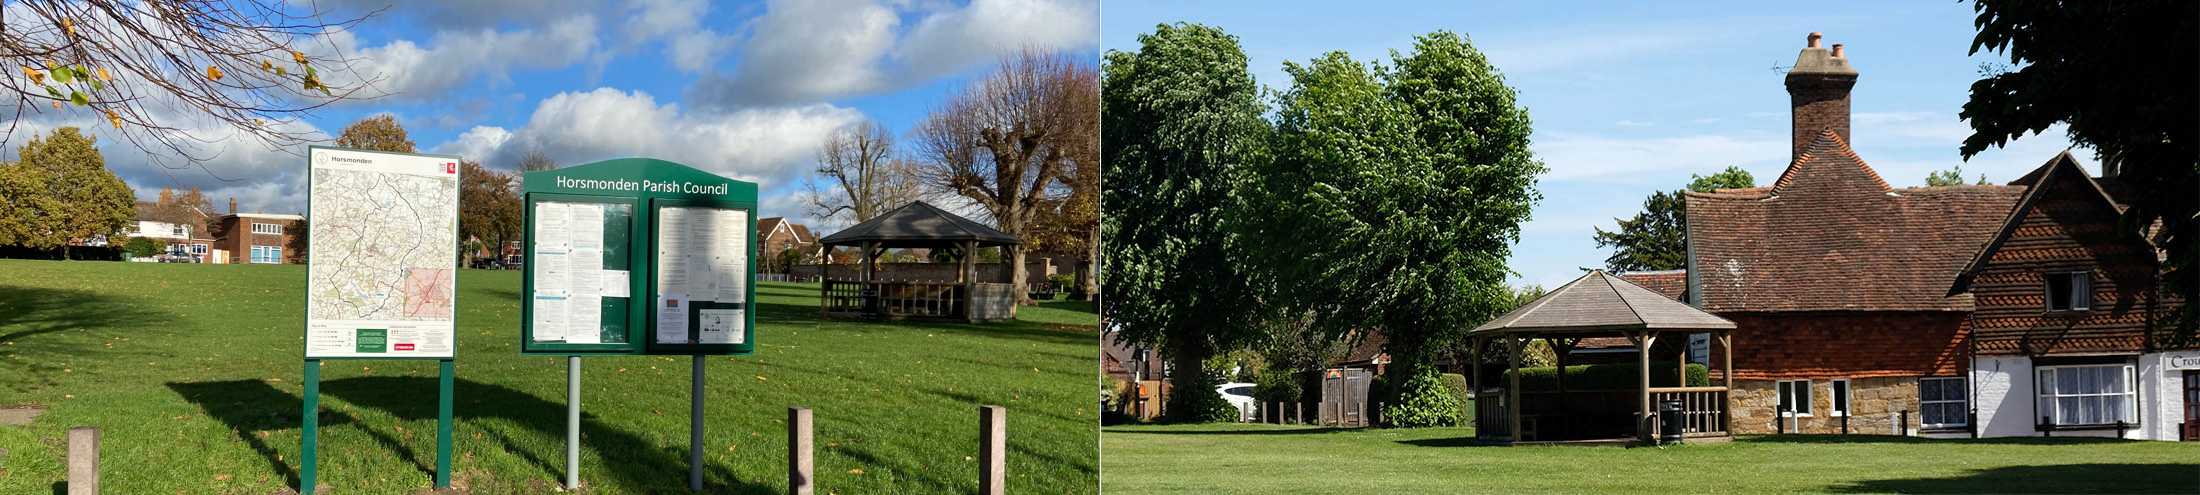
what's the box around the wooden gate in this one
[1319,368,1373,427]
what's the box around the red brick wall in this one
[1786,74,1855,159]
[1717,311,1967,380]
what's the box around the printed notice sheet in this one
[304,147,459,359]
[653,206,749,345]
[698,309,743,344]
[530,201,613,343]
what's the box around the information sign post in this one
[300,146,464,494]
[520,158,758,491]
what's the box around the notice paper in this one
[601,269,630,298]
[711,209,748,303]
[531,201,618,343]
[568,294,603,344]
[655,206,749,305]
[656,292,690,344]
[531,292,567,342]
[698,309,743,344]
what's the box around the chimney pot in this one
[228,197,237,214]
[1831,44,1845,58]
[1807,32,1823,48]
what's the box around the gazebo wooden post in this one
[1677,334,1689,386]
[860,241,877,315]
[819,245,831,319]
[1637,331,1655,442]
[1469,336,1482,433]
[1507,337,1523,443]
[1550,337,1568,438]
[1720,331,1734,434]
[961,240,977,323]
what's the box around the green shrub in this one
[1381,369,1462,428]
[1440,373,1470,423]
[1252,370,1302,403]
[1500,361,1709,390]
[123,237,164,258]
[1165,372,1240,423]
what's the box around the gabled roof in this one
[1948,151,2146,295]
[1472,270,1734,334]
[816,201,1019,247]
[1687,130,2025,312]
[1615,269,1687,302]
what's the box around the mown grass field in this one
[1102,423,2200,494]
[0,259,1099,494]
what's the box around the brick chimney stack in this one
[228,197,237,214]
[1786,32,1858,160]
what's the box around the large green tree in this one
[1102,23,1273,422]
[0,127,135,258]
[1592,166,1754,272]
[458,160,521,266]
[1248,32,1543,427]
[335,114,416,153]
[1959,0,2198,339]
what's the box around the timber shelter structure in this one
[817,201,1020,322]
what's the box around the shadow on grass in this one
[1825,463,2200,494]
[1395,436,1513,448]
[0,285,173,396]
[319,376,775,494]
[1739,434,2138,446]
[166,380,428,489]
[1104,426,1362,436]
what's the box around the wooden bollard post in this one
[67,427,97,495]
[789,407,814,495]
[1294,403,1302,425]
[979,405,1006,495]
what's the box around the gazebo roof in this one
[1471,270,1734,335]
[816,201,1020,247]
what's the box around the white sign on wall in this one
[2166,351,2200,371]
[304,146,462,359]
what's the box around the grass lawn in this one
[1103,423,2200,494]
[0,259,1098,494]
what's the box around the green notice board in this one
[519,158,757,356]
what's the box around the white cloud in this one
[429,88,866,187]
[3,107,327,214]
[320,15,602,100]
[690,0,1097,108]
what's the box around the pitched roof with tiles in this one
[816,201,1020,246]
[1686,130,2026,312]
[1472,270,1734,334]
[1615,270,1687,302]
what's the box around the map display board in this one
[305,146,462,359]
[519,158,756,356]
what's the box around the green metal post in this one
[436,358,455,488]
[302,359,320,495]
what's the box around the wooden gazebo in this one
[816,201,1020,322]
[1468,270,1737,444]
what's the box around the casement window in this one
[188,243,207,255]
[251,222,284,235]
[1777,380,1813,417]
[2044,271,2092,312]
[1830,379,1852,417]
[2035,365,2138,427]
[1919,377,1968,428]
[171,224,188,238]
[250,245,283,264]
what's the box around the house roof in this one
[1948,151,2153,295]
[1686,130,2025,312]
[1336,329,1388,365]
[817,201,1019,247]
[1615,270,1687,302]
[1472,270,1734,334]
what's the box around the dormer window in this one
[2044,271,2091,312]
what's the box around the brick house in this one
[758,216,818,271]
[208,211,304,264]
[1684,33,2027,436]
[1947,152,2192,440]
[128,201,217,262]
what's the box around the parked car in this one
[1216,382,1257,421]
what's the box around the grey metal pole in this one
[691,354,705,492]
[566,356,581,490]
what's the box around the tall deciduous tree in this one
[3,127,135,258]
[1249,32,1543,427]
[915,50,1098,305]
[335,114,415,153]
[518,148,559,172]
[2,1,380,167]
[1592,166,1755,272]
[458,160,520,266]
[808,120,920,225]
[1103,23,1273,422]
[1959,0,2198,339]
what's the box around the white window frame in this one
[250,245,282,264]
[2044,271,2092,312]
[188,243,207,255]
[2035,364,2138,427]
[1777,380,1813,417]
[251,222,284,235]
[171,223,188,238]
[1919,376,1969,429]
[1829,379,1851,417]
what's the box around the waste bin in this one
[1658,400,1685,444]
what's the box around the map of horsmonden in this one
[308,167,458,321]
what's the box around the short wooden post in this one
[67,427,97,495]
[789,407,814,495]
[1294,402,1302,425]
[979,405,1006,495]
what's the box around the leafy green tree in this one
[4,128,135,258]
[1592,166,1755,272]
[1925,164,1987,187]
[336,114,415,153]
[1960,0,2198,339]
[1102,23,1273,423]
[457,160,520,266]
[123,236,165,258]
[1248,32,1543,427]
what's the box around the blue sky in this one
[1103,0,2085,289]
[5,0,1097,230]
